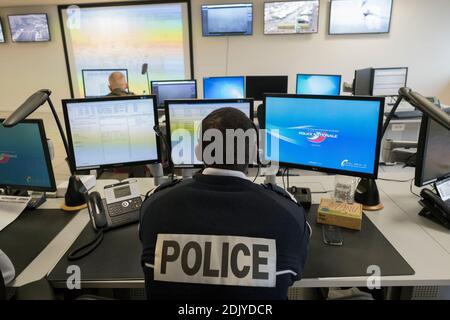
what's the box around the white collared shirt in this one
[202,167,250,181]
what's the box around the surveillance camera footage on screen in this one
[329,0,393,34]
[8,14,50,42]
[264,0,320,35]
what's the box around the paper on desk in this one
[0,195,31,232]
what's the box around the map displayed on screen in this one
[8,14,50,42]
[329,0,393,34]
[264,1,320,34]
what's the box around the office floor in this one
[0,111,71,182]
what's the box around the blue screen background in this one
[0,123,53,189]
[296,74,341,95]
[203,77,245,99]
[265,97,381,175]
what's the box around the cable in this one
[287,168,290,189]
[68,230,105,261]
[153,125,174,181]
[225,36,230,75]
[379,177,414,183]
[410,179,421,198]
[281,167,287,190]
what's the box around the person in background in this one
[106,71,134,97]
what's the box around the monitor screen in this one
[0,19,5,43]
[166,99,254,167]
[204,76,245,99]
[246,76,288,101]
[415,109,450,187]
[329,0,393,35]
[264,0,320,35]
[151,80,197,107]
[63,96,160,171]
[0,120,56,191]
[296,74,342,95]
[82,69,128,98]
[201,3,253,36]
[264,95,384,178]
[8,13,50,42]
[372,68,408,96]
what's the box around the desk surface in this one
[7,168,450,288]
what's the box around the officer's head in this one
[108,72,128,92]
[197,107,257,173]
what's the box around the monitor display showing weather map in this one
[264,1,320,34]
[329,0,393,34]
[264,96,383,177]
[8,14,50,42]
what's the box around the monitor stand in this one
[354,178,384,211]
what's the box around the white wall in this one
[0,0,449,112]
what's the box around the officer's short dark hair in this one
[201,107,256,172]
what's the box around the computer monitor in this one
[203,76,245,99]
[263,94,384,178]
[415,109,450,187]
[201,3,253,36]
[151,80,197,108]
[82,69,129,98]
[354,67,408,96]
[8,13,50,42]
[62,96,160,171]
[372,67,408,96]
[0,119,56,192]
[246,76,288,101]
[296,74,342,96]
[165,99,254,168]
[0,18,5,43]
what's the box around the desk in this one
[7,168,450,289]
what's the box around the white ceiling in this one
[0,0,140,7]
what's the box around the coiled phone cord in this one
[67,228,105,261]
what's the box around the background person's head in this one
[108,72,128,92]
[198,107,257,173]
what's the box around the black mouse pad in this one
[302,205,415,278]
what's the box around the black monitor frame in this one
[0,18,6,44]
[245,75,289,101]
[150,79,198,108]
[0,119,56,192]
[201,3,254,37]
[7,13,51,43]
[415,110,450,187]
[81,68,129,98]
[296,73,342,95]
[263,0,320,35]
[164,98,255,169]
[328,0,393,35]
[62,95,161,172]
[203,76,246,99]
[263,93,385,179]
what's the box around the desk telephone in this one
[68,179,142,261]
[419,185,450,230]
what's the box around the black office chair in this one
[0,271,6,300]
[256,103,265,129]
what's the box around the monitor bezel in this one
[203,76,246,99]
[201,3,254,37]
[164,98,255,169]
[0,119,56,192]
[371,67,409,97]
[245,75,289,101]
[263,93,385,179]
[62,95,161,172]
[150,79,198,108]
[295,73,342,95]
[415,111,450,187]
[328,0,393,36]
[263,0,321,35]
[81,68,129,98]
[0,18,6,44]
[7,13,51,43]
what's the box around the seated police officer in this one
[106,71,134,97]
[139,107,310,300]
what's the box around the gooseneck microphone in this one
[3,90,50,127]
[142,63,150,95]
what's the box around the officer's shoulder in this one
[258,183,299,206]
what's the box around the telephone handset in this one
[419,188,450,229]
[68,179,142,261]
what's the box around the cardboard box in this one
[317,198,363,231]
